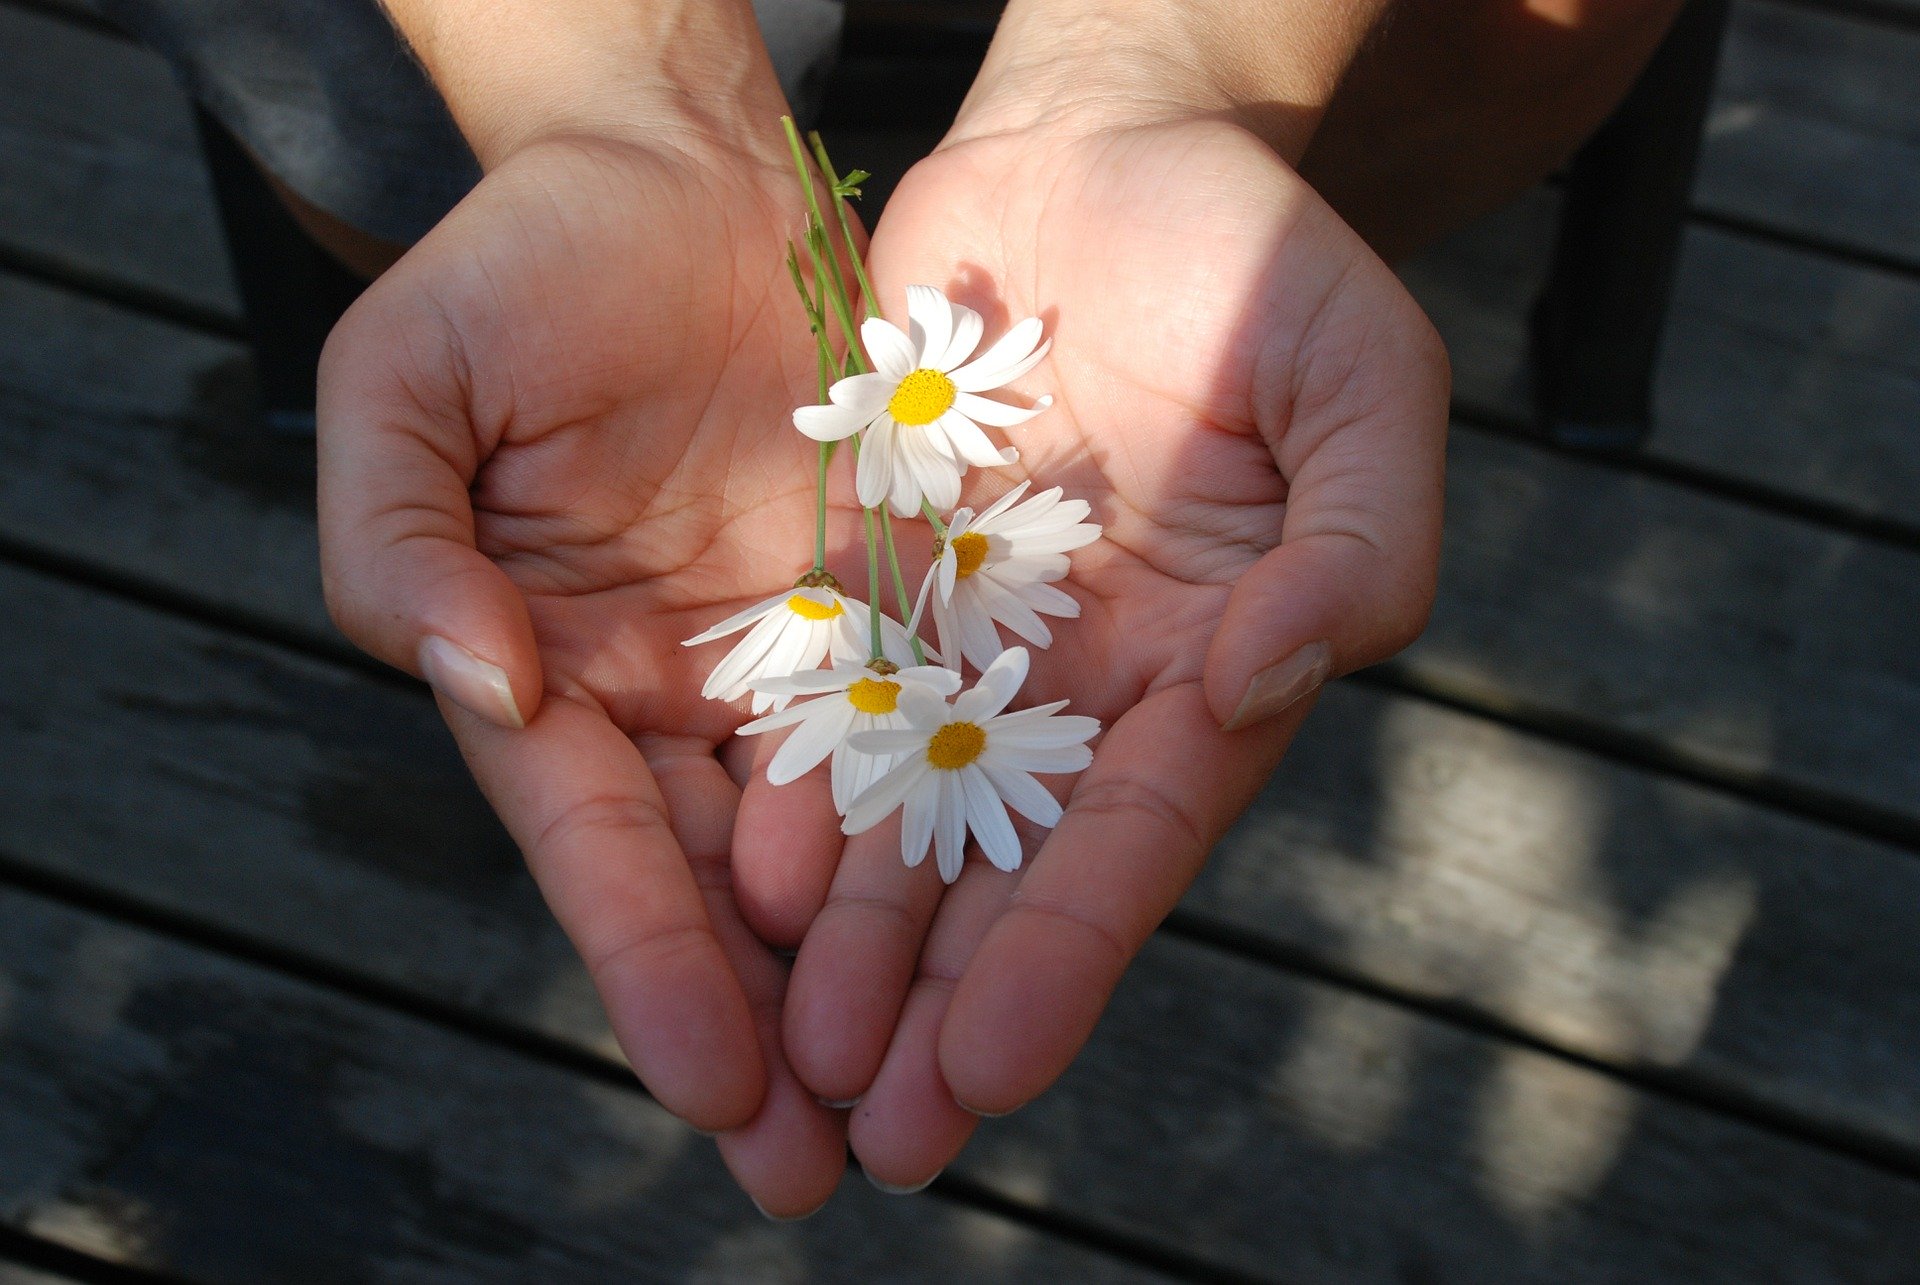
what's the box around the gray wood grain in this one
[0,1264,91,1285]
[8,555,1920,1277]
[0,886,1165,1285]
[1703,0,1920,266]
[1403,188,1920,532]
[0,4,236,320]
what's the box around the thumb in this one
[1203,397,1447,732]
[315,295,542,730]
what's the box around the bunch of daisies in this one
[681,122,1101,883]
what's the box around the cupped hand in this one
[757,118,1450,1188]
[316,134,869,1217]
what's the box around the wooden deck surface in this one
[2,0,1918,1279]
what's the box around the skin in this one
[323,0,1669,1216]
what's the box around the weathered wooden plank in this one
[0,888,1163,1285]
[0,273,333,646]
[0,1263,91,1285]
[1703,0,1920,266]
[8,552,1920,1276]
[1404,190,1920,533]
[1410,430,1920,820]
[0,4,236,320]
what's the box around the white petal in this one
[898,683,952,729]
[978,760,1063,828]
[932,594,961,676]
[936,543,958,606]
[954,646,1028,722]
[935,302,985,372]
[973,574,1053,646]
[856,420,896,509]
[934,771,967,883]
[898,665,963,696]
[794,402,869,442]
[987,714,1101,750]
[986,743,1094,774]
[905,286,951,371]
[861,316,917,379]
[876,610,923,668]
[1012,580,1082,618]
[844,757,929,834]
[768,701,856,784]
[847,728,928,755]
[961,765,1023,872]
[682,591,788,647]
[908,561,938,635]
[950,319,1048,392]
[955,591,1009,673]
[700,612,787,701]
[900,769,938,867]
[832,735,892,816]
[973,480,1033,527]
[736,701,819,736]
[935,410,1019,470]
[829,371,898,416]
[988,700,1071,727]
[953,391,1052,429]
[754,665,862,696]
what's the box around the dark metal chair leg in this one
[1530,0,1732,453]
[193,108,366,436]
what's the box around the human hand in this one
[317,128,873,1216]
[755,48,1448,1188]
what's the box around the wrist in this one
[949,0,1391,164]
[381,0,792,171]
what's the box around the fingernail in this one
[751,1196,824,1222]
[1223,641,1331,732]
[418,635,524,729]
[865,1167,940,1195]
[955,1098,1017,1119]
[817,1095,862,1110]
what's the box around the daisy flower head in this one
[741,659,963,813]
[842,647,1099,883]
[918,481,1101,672]
[682,576,918,714]
[792,285,1054,517]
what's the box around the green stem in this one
[920,501,948,538]
[880,510,927,665]
[782,118,867,374]
[862,506,884,660]
[808,130,880,321]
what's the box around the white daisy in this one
[740,660,963,813]
[682,582,917,714]
[791,285,1053,517]
[915,481,1101,672]
[842,647,1099,882]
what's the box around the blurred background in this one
[2,0,1919,1280]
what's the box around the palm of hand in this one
[756,119,1449,1187]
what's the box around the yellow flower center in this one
[786,593,844,621]
[846,677,902,715]
[950,532,990,579]
[926,721,987,770]
[887,369,957,427]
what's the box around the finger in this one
[939,683,1308,1116]
[731,729,846,950]
[1203,316,1449,730]
[784,814,947,1105]
[850,862,1018,1190]
[643,738,847,1218]
[445,691,764,1132]
[316,289,541,728]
